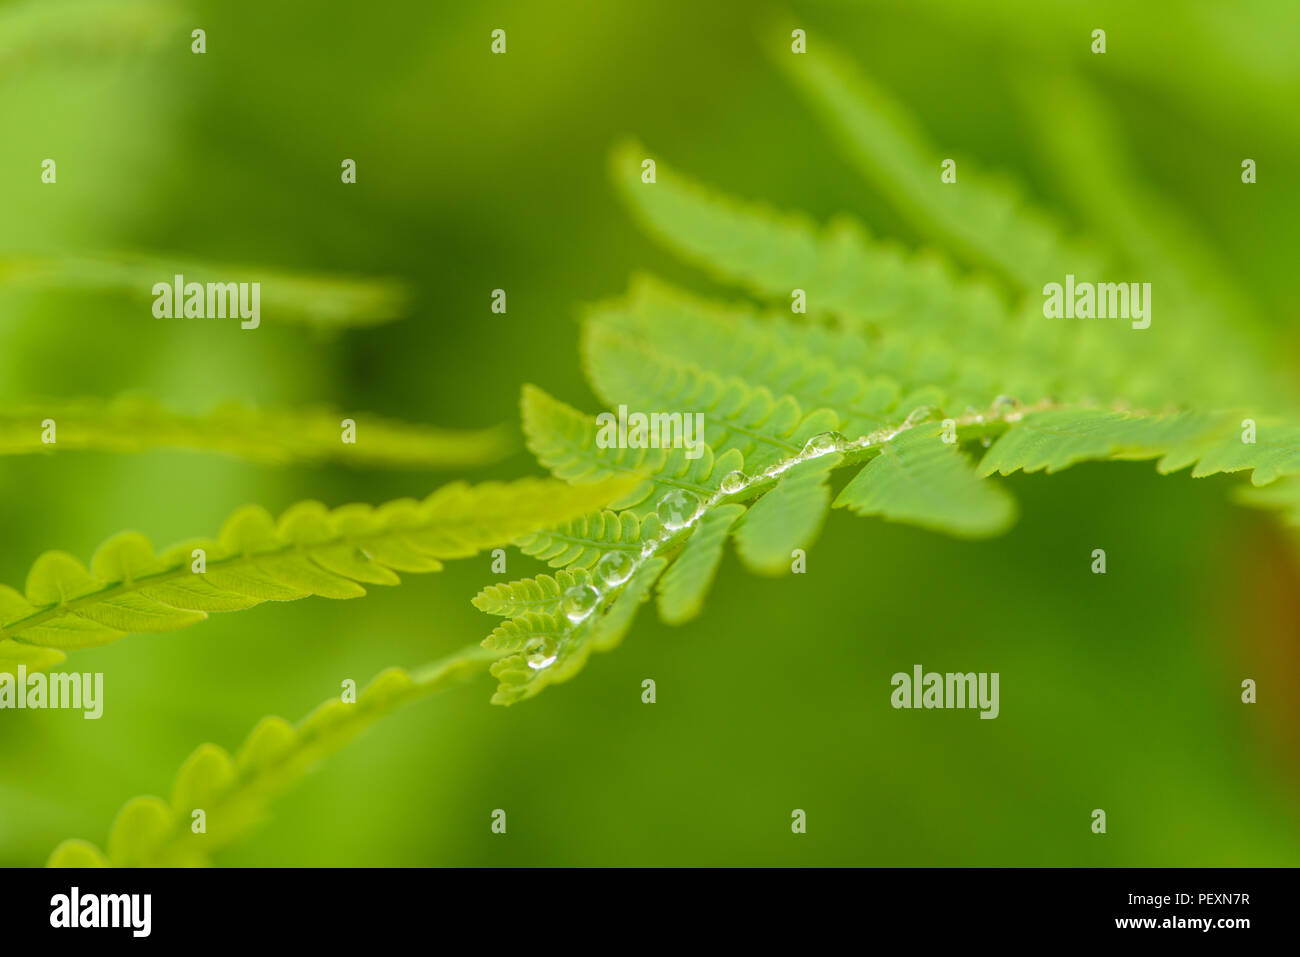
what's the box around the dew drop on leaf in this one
[720,470,747,494]
[801,431,843,456]
[563,583,600,622]
[595,551,634,587]
[524,636,559,670]
[656,489,699,530]
[903,406,940,427]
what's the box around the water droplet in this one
[903,406,940,427]
[980,435,992,448]
[562,583,600,623]
[992,395,1021,414]
[524,636,559,670]
[595,551,634,587]
[656,489,699,531]
[801,432,843,456]
[720,470,747,494]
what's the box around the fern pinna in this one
[28,34,1300,865]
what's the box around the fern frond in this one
[521,383,741,511]
[1013,74,1249,317]
[460,55,1300,715]
[608,162,1212,414]
[1010,72,1294,412]
[0,476,636,663]
[582,312,839,473]
[0,394,511,468]
[515,509,656,570]
[590,276,988,428]
[472,568,595,617]
[610,142,1012,342]
[483,385,1293,707]
[486,557,667,705]
[974,409,1281,480]
[772,40,1102,291]
[47,649,493,867]
[480,397,1027,703]
[0,252,409,329]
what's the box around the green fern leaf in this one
[521,383,742,510]
[43,839,108,868]
[773,40,1102,291]
[582,312,839,472]
[461,60,1300,716]
[583,556,667,654]
[610,142,1012,344]
[0,394,511,469]
[1009,72,1294,412]
[481,612,567,656]
[514,509,655,569]
[657,504,745,624]
[472,568,596,617]
[2,252,410,328]
[1014,72,1256,323]
[734,454,839,575]
[589,276,970,431]
[1,476,636,664]
[1183,425,1300,486]
[47,649,493,867]
[487,558,667,706]
[0,637,65,671]
[836,424,1015,537]
[606,157,1185,415]
[979,408,1300,487]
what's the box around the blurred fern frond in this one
[0,252,411,329]
[47,649,493,867]
[1,476,635,667]
[0,394,511,468]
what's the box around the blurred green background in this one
[2,0,1298,866]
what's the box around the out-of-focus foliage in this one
[48,650,492,867]
[0,395,509,467]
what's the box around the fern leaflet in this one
[46,648,493,867]
[0,394,511,468]
[1,252,410,329]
